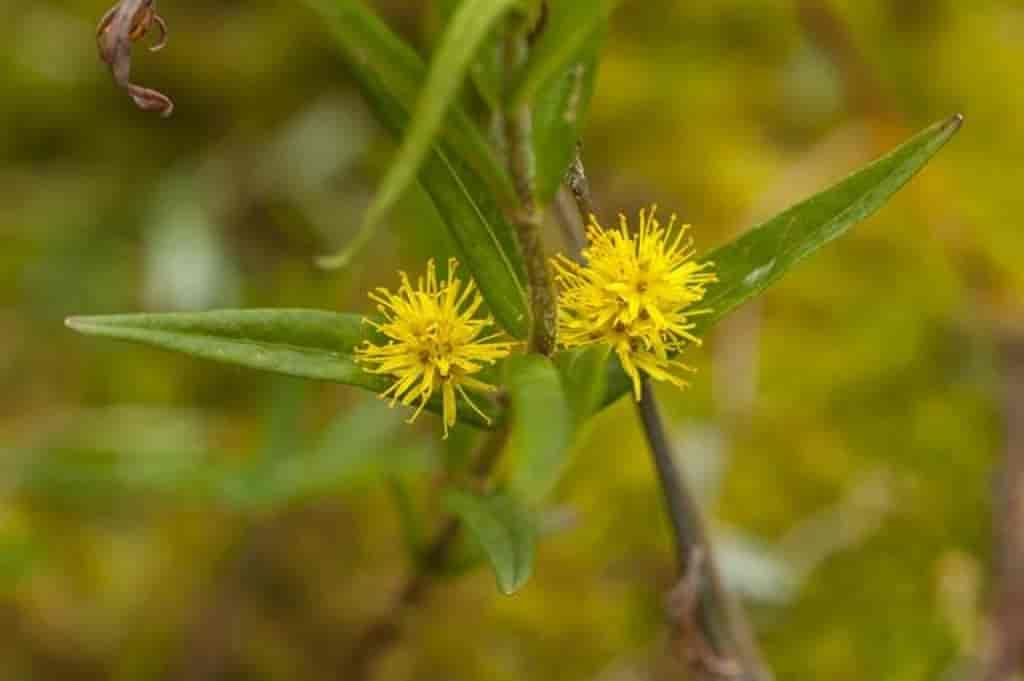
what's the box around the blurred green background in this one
[1,1,1018,679]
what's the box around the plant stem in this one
[343,425,508,681]
[977,329,1024,681]
[504,22,557,356]
[169,524,267,681]
[565,150,770,680]
[566,144,596,222]
[554,186,587,257]
[636,378,770,681]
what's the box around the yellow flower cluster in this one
[355,206,715,432]
[354,259,514,438]
[552,206,717,400]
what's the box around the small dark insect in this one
[96,0,173,117]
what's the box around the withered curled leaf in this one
[96,0,173,117]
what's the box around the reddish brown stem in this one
[342,425,508,681]
[978,331,1024,681]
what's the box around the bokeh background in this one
[1,1,1020,679]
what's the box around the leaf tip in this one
[314,253,351,270]
[66,315,114,336]
[65,316,88,332]
[498,582,520,596]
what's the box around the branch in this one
[167,525,271,681]
[564,150,771,681]
[343,425,509,681]
[346,15,556,677]
[637,379,770,681]
[504,22,557,356]
[794,0,888,120]
[977,329,1024,681]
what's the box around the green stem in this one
[504,21,557,356]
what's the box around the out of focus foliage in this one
[0,1,1016,679]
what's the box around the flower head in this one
[552,206,717,400]
[355,259,515,438]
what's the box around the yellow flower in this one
[552,206,717,400]
[355,258,515,438]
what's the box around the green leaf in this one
[65,310,497,428]
[14,399,433,512]
[17,445,215,505]
[698,115,963,331]
[601,115,964,406]
[66,309,371,380]
[304,0,513,203]
[258,377,309,463]
[417,151,530,338]
[444,489,537,594]
[506,355,574,503]
[531,8,605,201]
[239,399,435,510]
[390,478,425,560]
[315,0,521,269]
[555,345,610,428]
[0,536,42,589]
[305,0,529,337]
[427,0,504,111]
[507,0,618,109]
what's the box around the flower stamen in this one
[355,259,515,438]
[552,206,717,399]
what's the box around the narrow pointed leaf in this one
[316,0,521,268]
[508,0,618,109]
[530,3,606,200]
[506,355,574,503]
[258,378,309,463]
[427,0,504,111]
[305,0,529,337]
[242,400,435,509]
[390,478,426,559]
[418,151,530,338]
[602,115,964,406]
[555,345,610,428]
[445,489,537,594]
[65,310,496,427]
[304,0,513,203]
[532,29,603,201]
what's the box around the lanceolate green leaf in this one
[419,150,530,338]
[444,489,537,594]
[304,0,513,203]
[316,0,521,269]
[305,0,529,337]
[555,345,609,428]
[427,0,504,111]
[698,115,964,331]
[506,355,574,503]
[244,400,435,510]
[532,23,604,201]
[602,115,964,406]
[64,310,497,427]
[354,82,529,338]
[507,0,618,109]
